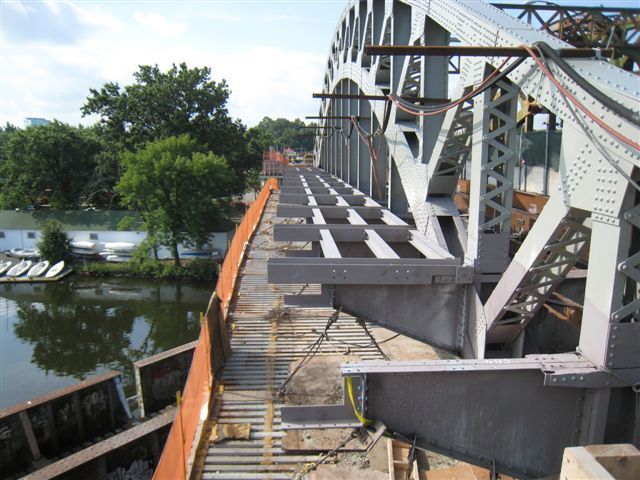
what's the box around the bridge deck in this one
[201,192,384,480]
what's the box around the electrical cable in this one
[520,43,640,151]
[535,41,640,127]
[388,56,520,116]
[535,45,640,194]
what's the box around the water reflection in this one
[0,277,211,408]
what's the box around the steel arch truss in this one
[275,1,640,478]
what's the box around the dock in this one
[0,268,73,284]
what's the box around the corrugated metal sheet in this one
[202,194,382,480]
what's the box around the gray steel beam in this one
[273,224,412,242]
[283,353,613,479]
[319,229,342,258]
[365,229,400,259]
[279,193,367,206]
[277,204,383,220]
[280,186,355,195]
[267,257,469,285]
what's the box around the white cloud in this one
[3,0,33,15]
[133,11,187,37]
[68,2,124,31]
[1,5,328,128]
[211,47,325,125]
[43,0,60,15]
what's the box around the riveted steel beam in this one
[364,45,616,58]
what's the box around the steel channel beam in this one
[267,257,468,285]
[339,357,602,479]
[279,186,355,195]
[273,224,412,242]
[279,194,366,205]
[277,204,384,220]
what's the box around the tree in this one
[37,220,71,262]
[247,117,316,152]
[82,63,253,191]
[116,135,236,265]
[0,121,101,208]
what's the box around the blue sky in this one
[1,0,638,128]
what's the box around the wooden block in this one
[560,447,615,479]
[585,444,640,480]
[424,464,481,480]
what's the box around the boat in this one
[6,260,33,277]
[103,242,136,253]
[70,241,100,256]
[9,247,40,259]
[0,260,13,275]
[181,250,219,259]
[106,254,132,263]
[45,260,65,278]
[27,260,50,277]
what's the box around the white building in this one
[0,210,235,259]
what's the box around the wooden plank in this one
[387,439,395,480]
[585,444,640,480]
[560,446,615,480]
[18,411,42,461]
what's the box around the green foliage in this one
[247,117,316,152]
[37,219,71,262]
[82,63,252,191]
[0,121,101,208]
[116,134,235,265]
[77,258,218,282]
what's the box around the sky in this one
[1,0,638,129]
[0,0,346,128]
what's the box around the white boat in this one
[6,260,33,277]
[27,260,50,277]
[9,247,40,259]
[45,260,65,278]
[103,242,136,253]
[106,254,132,263]
[71,241,100,255]
[0,260,13,275]
[182,250,219,259]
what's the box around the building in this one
[24,117,50,127]
[0,210,235,259]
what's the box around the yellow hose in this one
[346,376,373,426]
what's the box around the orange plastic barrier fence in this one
[263,150,288,165]
[153,179,278,480]
[153,317,211,480]
[216,178,279,317]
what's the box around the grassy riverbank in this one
[76,258,218,282]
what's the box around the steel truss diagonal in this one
[487,215,590,344]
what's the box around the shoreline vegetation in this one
[75,258,219,283]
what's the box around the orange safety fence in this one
[263,150,288,164]
[216,178,279,317]
[153,317,212,480]
[153,178,279,479]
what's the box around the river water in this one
[0,276,212,409]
